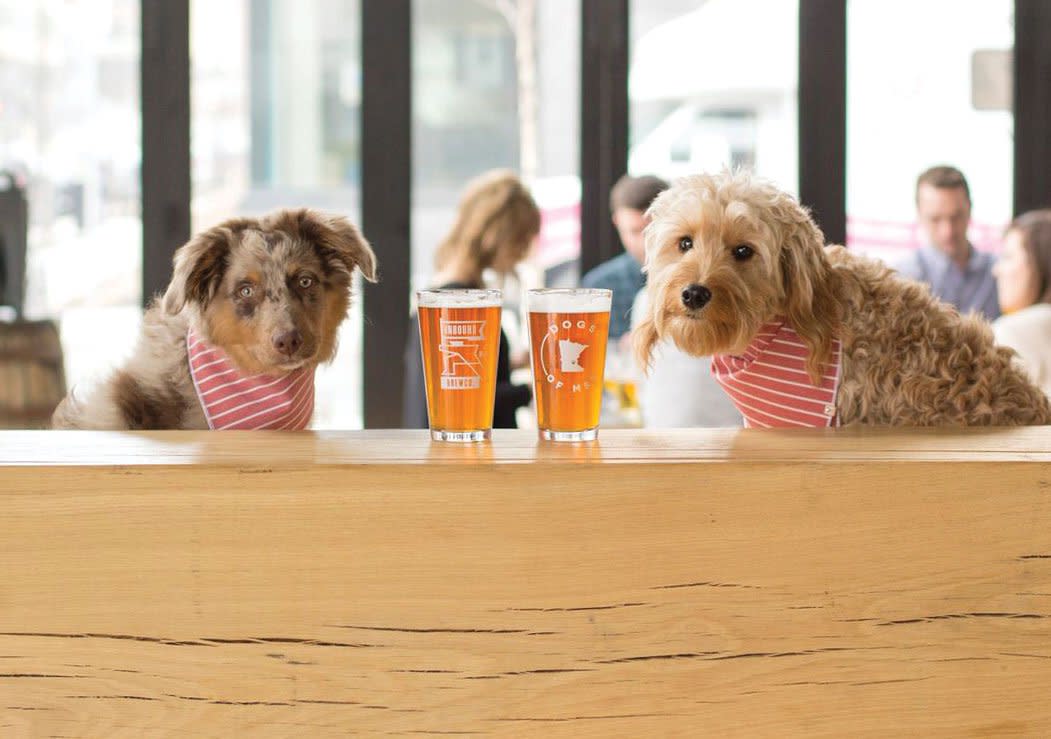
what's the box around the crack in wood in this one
[462,668,596,679]
[331,625,526,634]
[204,638,267,644]
[777,679,854,686]
[700,646,883,662]
[251,637,382,648]
[295,699,363,705]
[0,674,85,679]
[850,677,934,686]
[166,695,385,707]
[598,652,720,664]
[879,612,1049,625]
[837,618,880,622]
[504,668,595,675]
[4,707,53,711]
[504,603,646,612]
[490,713,677,722]
[0,632,210,647]
[64,695,159,701]
[0,632,382,649]
[650,582,759,590]
[706,652,778,661]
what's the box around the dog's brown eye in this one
[238,285,254,299]
[298,276,315,289]
[732,244,754,261]
[678,236,693,253]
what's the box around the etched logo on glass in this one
[557,340,587,372]
[539,319,597,393]
[439,319,486,390]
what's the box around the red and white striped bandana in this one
[187,329,315,430]
[711,319,841,428]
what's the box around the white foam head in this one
[526,288,611,313]
[417,288,502,308]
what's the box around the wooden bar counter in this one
[2,428,1050,736]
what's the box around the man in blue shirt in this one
[581,174,669,340]
[896,166,1000,320]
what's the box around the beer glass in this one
[416,289,502,442]
[526,288,612,441]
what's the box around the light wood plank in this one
[4,426,1051,466]
[2,429,1050,736]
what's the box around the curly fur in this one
[51,209,377,430]
[635,171,1051,426]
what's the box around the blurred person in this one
[581,174,669,341]
[630,288,742,428]
[403,170,537,429]
[992,209,1051,396]
[896,165,999,320]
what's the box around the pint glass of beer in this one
[416,289,502,442]
[526,288,612,441]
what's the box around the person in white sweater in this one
[992,209,1051,397]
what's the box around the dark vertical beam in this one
[0,176,28,316]
[141,0,191,305]
[580,0,629,276]
[362,0,411,428]
[1014,0,1051,215]
[798,0,847,246]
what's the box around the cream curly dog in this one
[635,171,1051,426]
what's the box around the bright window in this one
[629,0,799,194]
[846,0,1013,263]
[192,0,364,428]
[1,1,141,403]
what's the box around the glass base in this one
[539,427,598,442]
[431,429,491,442]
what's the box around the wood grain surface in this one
[2,428,1050,737]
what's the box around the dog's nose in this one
[272,329,303,357]
[681,283,712,310]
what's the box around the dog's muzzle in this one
[272,329,304,358]
[681,283,712,311]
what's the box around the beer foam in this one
[527,289,612,314]
[417,289,502,308]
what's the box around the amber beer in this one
[527,288,612,441]
[417,289,502,442]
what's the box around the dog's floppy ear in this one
[633,313,661,375]
[319,213,378,283]
[274,209,377,285]
[162,225,241,315]
[775,199,840,384]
